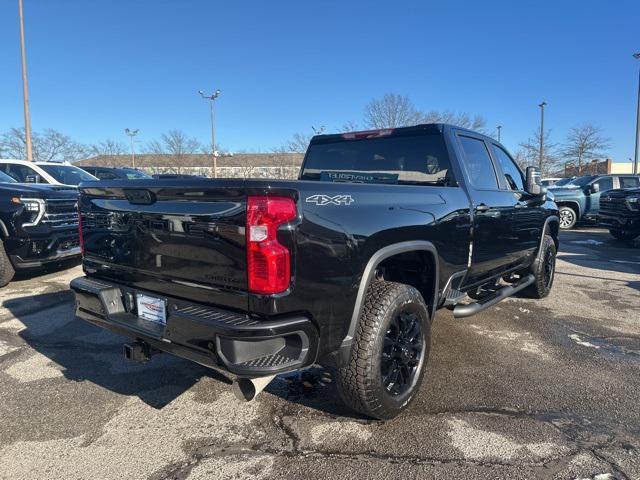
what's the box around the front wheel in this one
[559,206,577,230]
[609,229,639,242]
[336,281,431,420]
[522,234,556,299]
[0,240,15,288]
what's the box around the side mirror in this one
[25,174,39,183]
[525,166,547,196]
[590,183,600,194]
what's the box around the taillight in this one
[246,195,296,294]
[77,201,84,256]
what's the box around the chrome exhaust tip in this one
[232,375,276,401]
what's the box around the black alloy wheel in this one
[381,311,424,396]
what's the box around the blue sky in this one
[1,0,639,161]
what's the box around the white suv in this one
[0,159,97,186]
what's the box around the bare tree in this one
[562,124,611,175]
[518,127,560,176]
[89,139,127,157]
[238,161,256,179]
[0,127,87,162]
[146,129,201,159]
[364,93,423,128]
[340,120,360,132]
[287,131,314,153]
[422,110,486,132]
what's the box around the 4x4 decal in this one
[305,194,354,206]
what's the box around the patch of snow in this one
[568,334,600,349]
[570,240,604,246]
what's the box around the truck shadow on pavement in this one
[5,291,233,409]
[6,291,346,415]
[12,258,81,282]
[556,229,640,288]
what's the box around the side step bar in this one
[453,274,535,319]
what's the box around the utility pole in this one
[199,89,221,178]
[633,53,640,175]
[124,128,139,168]
[538,102,547,172]
[496,125,502,142]
[18,0,33,161]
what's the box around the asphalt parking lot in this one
[0,228,638,480]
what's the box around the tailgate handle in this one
[125,189,156,205]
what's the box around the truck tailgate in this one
[79,181,250,311]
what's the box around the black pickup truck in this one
[598,186,640,242]
[0,171,80,286]
[71,124,559,419]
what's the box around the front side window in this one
[0,171,17,183]
[95,170,118,180]
[458,136,498,189]
[38,165,96,185]
[491,144,524,191]
[4,164,40,183]
[594,176,613,192]
[620,177,639,189]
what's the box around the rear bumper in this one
[598,212,640,233]
[70,276,319,377]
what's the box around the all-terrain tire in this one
[609,229,639,242]
[0,240,15,288]
[522,234,556,299]
[559,206,577,230]
[336,281,431,420]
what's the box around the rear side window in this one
[458,136,498,190]
[620,177,639,189]
[301,133,454,185]
[491,144,524,191]
[95,171,118,180]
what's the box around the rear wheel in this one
[336,281,431,420]
[522,234,556,299]
[0,240,16,288]
[559,206,577,230]
[609,229,639,242]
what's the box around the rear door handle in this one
[475,204,490,212]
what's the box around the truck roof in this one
[309,123,494,145]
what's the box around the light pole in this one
[124,128,139,168]
[199,89,221,178]
[18,0,33,161]
[538,102,547,172]
[633,53,640,175]
[496,125,502,142]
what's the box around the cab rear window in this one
[301,133,454,185]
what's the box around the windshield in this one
[39,164,97,185]
[0,171,17,183]
[124,169,152,179]
[553,177,573,187]
[300,133,454,185]
[565,175,596,187]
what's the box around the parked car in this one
[541,177,562,187]
[71,123,558,419]
[151,173,206,180]
[0,159,98,186]
[551,174,640,229]
[547,177,575,188]
[0,170,80,286]
[598,186,640,242]
[80,166,152,180]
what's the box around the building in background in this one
[556,159,635,177]
[75,153,304,179]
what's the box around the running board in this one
[453,274,535,319]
